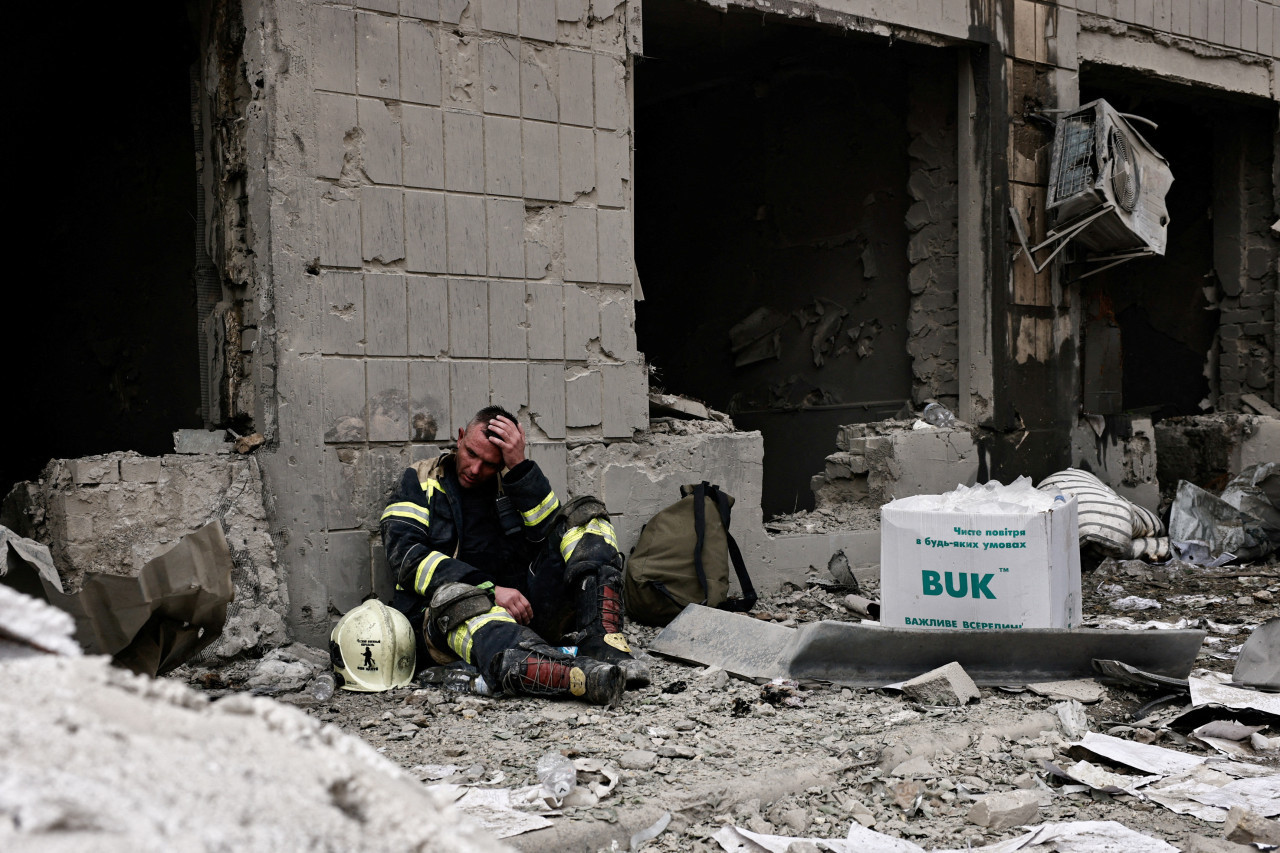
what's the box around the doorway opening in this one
[634,0,958,517]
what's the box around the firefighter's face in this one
[456,425,503,489]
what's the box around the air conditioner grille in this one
[1052,114,1096,203]
[1109,128,1138,212]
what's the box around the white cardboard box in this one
[880,496,1081,630]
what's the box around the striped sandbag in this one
[1037,468,1133,557]
[1130,502,1165,538]
[1130,536,1170,561]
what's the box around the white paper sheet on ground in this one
[992,820,1179,852]
[1189,675,1280,714]
[715,821,1179,853]
[1064,759,1161,796]
[1073,732,1205,776]
[451,787,556,838]
[1188,775,1280,815]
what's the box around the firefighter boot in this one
[494,642,625,707]
[573,563,651,689]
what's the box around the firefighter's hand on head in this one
[487,415,526,469]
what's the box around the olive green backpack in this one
[623,482,758,627]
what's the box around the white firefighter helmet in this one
[330,599,416,692]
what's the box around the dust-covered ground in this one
[177,560,1279,851]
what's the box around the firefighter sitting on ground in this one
[380,405,649,705]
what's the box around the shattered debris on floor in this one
[157,564,1280,852]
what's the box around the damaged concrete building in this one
[3,0,1276,650]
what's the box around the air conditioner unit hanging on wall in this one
[1011,99,1174,278]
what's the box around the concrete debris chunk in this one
[1183,835,1256,853]
[619,749,658,771]
[967,789,1041,830]
[900,661,979,706]
[173,428,232,454]
[1224,805,1280,845]
[0,585,81,658]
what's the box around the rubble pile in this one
[171,571,1279,852]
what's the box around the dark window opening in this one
[1079,68,1276,421]
[3,5,203,497]
[635,0,949,517]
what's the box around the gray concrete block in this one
[356,13,399,99]
[325,531,373,614]
[595,130,628,208]
[323,358,367,443]
[597,207,633,284]
[522,120,560,201]
[357,0,397,13]
[521,0,557,41]
[967,790,1039,830]
[601,363,645,437]
[529,364,566,438]
[367,360,410,442]
[66,513,94,542]
[361,187,405,263]
[448,278,489,357]
[1240,1,1258,54]
[119,457,162,483]
[593,54,625,130]
[443,111,485,192]
[525,206,553,279]
[525,442,567,501]
[491,361,529,412]
[559,124,595,200]
[521,44,559,122]
[68,457,120,485]
[565,367,601,428]
[526,283,565,359]
[558,48,593,127]
[441,0,468,23]
[318,189,362,268]
[450,362,490,433]
[324,447,361,530]
[315,93,357,180]
[563,206,598,283]
[357,98,402,185]
[1208,0,1226,41]
[903,661,980,706]
[1135,0,1155,26]
[1171,0,1191,33]
[440,31,480,110]
[400,21,442,106]
[489,281,528,359]
[599,297,637,361]
[409,360,450,441]
[482,38,521,116]
[564,284,599,357]
[1258,3,1273,55]
[1191,0,1208,38]
[405,190,447,272]
[173,429,234,454]
[364,274,407,355]
[313,6,356,94]
[558,0,589,24]
[481,0,519,33]
[404,103,445,188]
[487,198,525,278]
[407,275,449,356]
[322,272,365,354]
[484,115,522,195]
[402,0,440,21]
[445,194,487,275]
[1225,0,1242,46]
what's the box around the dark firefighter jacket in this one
[380,453,561,610]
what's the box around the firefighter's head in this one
[455,405,515,488]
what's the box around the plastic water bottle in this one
[310,672,336,702]
[421,665,495,696]
[921,402,956,428]
[536,752,577,799]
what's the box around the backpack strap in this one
[689,481,711,606]
[706,484,757,613]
